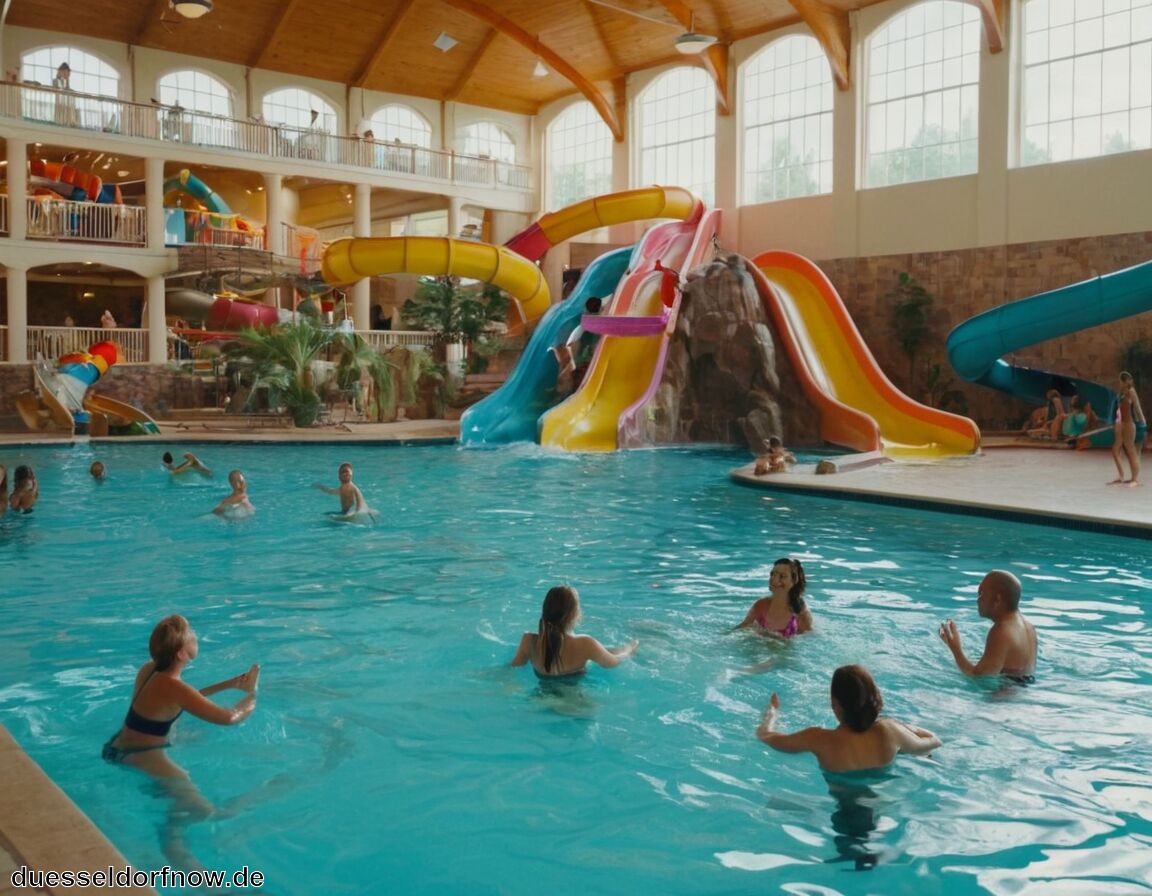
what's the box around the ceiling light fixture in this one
[170,0,212,17]
[674,16,718,55]
[433,31,458,52]
[532,60,549,78]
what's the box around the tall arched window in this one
[1020,0,1152,164]
[743,35,833,203]
[262,88,337,132]
[158,69,233,117]
[368,105,432,147]
[547,101,613,209]
[864,1,982,187]
[457,122,516,162]
[637,68,715,205]
[21,46,119,129]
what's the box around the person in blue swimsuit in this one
[736,557,814,637]
[103,615,259,798]
[511,585,638,680]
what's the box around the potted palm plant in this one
[224,320,333,427]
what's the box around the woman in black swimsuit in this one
[511,585,638,679]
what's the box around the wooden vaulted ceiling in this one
[6,0,1005,138]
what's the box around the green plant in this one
[223,320,334,427]
[888,271,935,395]
[402,277,510,350]
[1120,338,1152,387]
[923,359,968,413]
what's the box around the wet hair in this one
[537,585,580,674]
[13,465,34,488]
[162,452,174,465]
[773,557,807,615]
[90,461,105,478]
[149,615,191,671]
[585,296,603,314]
[766,436,783,450]
[831,665,883,732]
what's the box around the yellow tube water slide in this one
[321,236,551,322]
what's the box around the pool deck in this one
[0,422,1148,889]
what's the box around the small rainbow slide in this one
[749,251,980,457]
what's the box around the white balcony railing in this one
[0,81,534,193]
[28,326,148,364]
[26,197,147,245]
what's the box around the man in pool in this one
[213,470,254,518]
[163,451,212,478]
[939,569,1037,683]
[312,462,375,520]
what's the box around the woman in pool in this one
[756,665,941,773]
[511,585,639,679]
[736,557,813,637]
[8,465,38,513]
[1109,371,1145,487]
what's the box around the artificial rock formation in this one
[637,254,821,450]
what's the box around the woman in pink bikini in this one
[736,557,814,638]
[1109,371,1145,487]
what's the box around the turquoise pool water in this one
[1,443,1150,895]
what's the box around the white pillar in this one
[264,173,285,256]
[446,196,464,238]
[352,183,372,329]
[145,157,166,250]
[6,266,28,363]
[7,138,27,241]
[147,276,167,364]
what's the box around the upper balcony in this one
[0,81,534,195]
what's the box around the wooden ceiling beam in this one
[787,0,851,91]
[653,0,730,114]
[581,0,625,73]
[446,29,499,101]
[131,0,169,45]
[966,0,1005,52]
[250,0,307,69]
[443,0,624,141]
[352,0,418,88]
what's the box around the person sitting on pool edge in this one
[939,569,1037,683]
[213,470,254,518]
[756,664,941,772]
[511,585,638,680]
[735,557,814,638]
[753,436,796,476]
[163,451,212,478]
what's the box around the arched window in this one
[864,1,982,187]
[457,122,516,163]
[1020,0,1152,164]
[637,68,715,205]
[158,69,233,117]
[547,102,613,209]
[262,88,337,132]
[21,46,119,129]
[368,105,432,147]
[743,35,833,203]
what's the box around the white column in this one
[264,173,285,256]
[145,157,166,250]
[146,276,167,364]
[6,266,28,363]
[446,196,464,238]
[352,183,372,329]
[7,138,27,241]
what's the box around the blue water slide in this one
[460,246,633,444]
[947,259,1152,418]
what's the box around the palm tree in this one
[224,320,333,426]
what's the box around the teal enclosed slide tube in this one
[947,259,1152,418]
[460,246,632,445]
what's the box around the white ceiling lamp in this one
[170,0,212,19]
[532,60,549,78]
[433,31,459,52]
[674,16,718,55]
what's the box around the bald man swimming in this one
[939,570,1038,683]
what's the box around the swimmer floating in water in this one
[511,585,638,680]
[213,470,254,518]
[312,462,377,522]
[90,460,107,480]
[163,452,212,478]
[757,665,941,772]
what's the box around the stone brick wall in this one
[818,230,1152,430]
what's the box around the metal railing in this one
[0,81,534,192]
[356,331,437,350]
[26,197,147,245]
[0,194,7,235]
[27,326,147,363]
